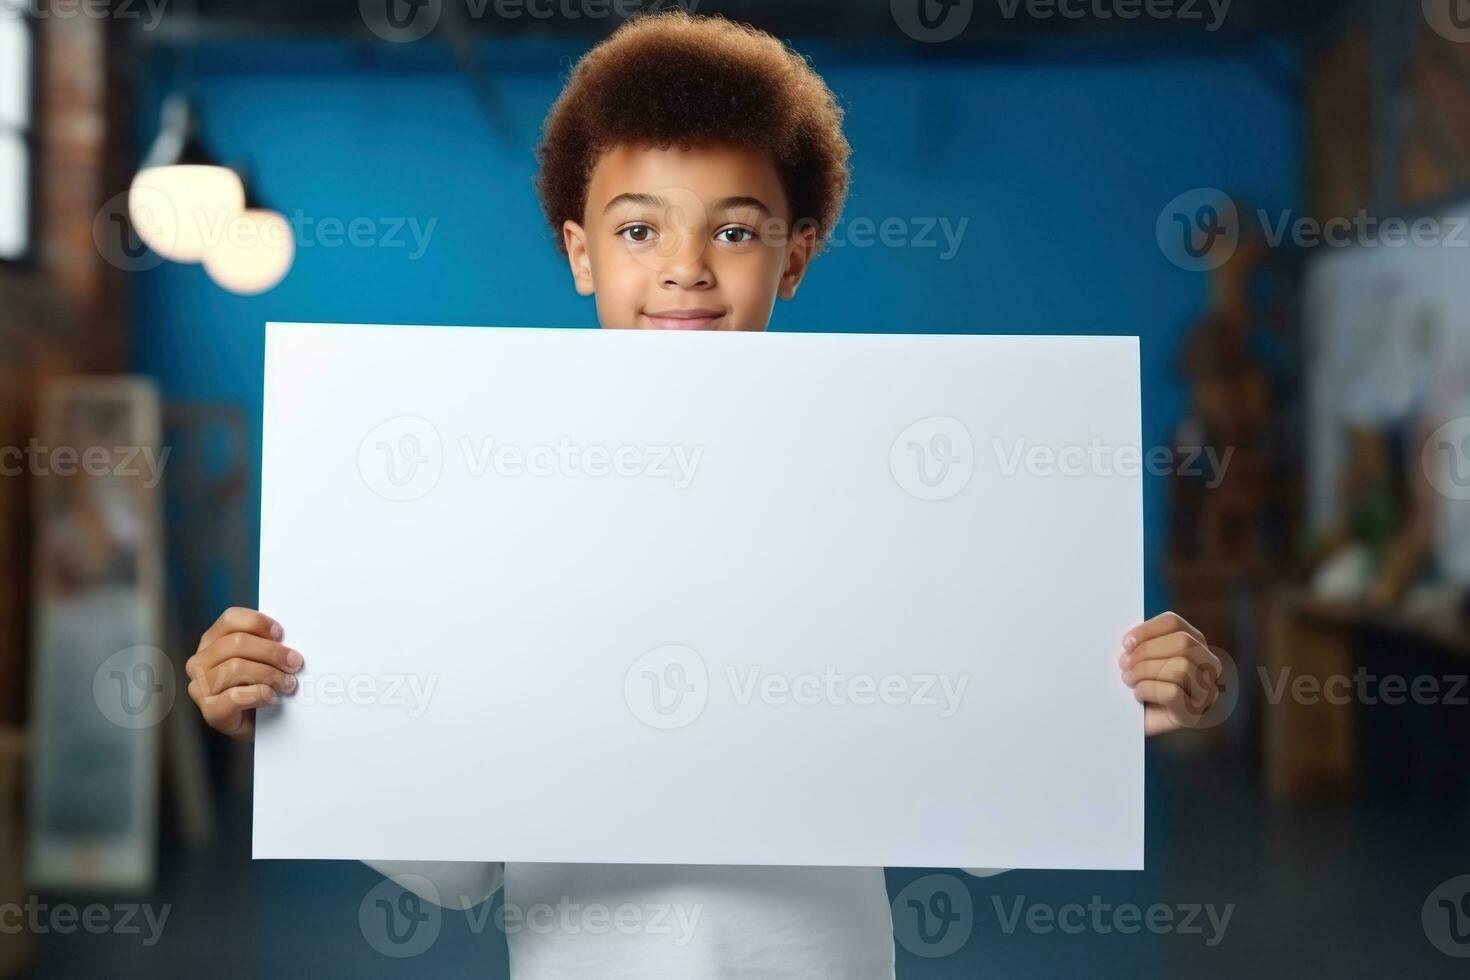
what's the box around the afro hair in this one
[535,9,851,254]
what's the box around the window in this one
[0,7,35,263]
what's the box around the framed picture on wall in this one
[27,377,167,889]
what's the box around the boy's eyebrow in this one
[602,193,773,218]
[708,196,773,217]
[603,192,667,214]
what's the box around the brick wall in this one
[0,9,128,724]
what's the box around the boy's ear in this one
[778,223,818,301]
[563,220,595,296]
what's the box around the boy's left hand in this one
[1119,611,1221,736]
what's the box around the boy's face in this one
[562,143,816,331]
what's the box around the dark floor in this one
[21,741,1470,979]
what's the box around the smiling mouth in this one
[639,309,726,330]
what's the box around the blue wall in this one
[134,38,1300,618]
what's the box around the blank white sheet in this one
[253,323,1144,870]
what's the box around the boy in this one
[186,11,1221,978]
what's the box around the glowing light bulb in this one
[203,208,295,295]
[128,164,244,264]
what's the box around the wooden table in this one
[1263,590,1470,803]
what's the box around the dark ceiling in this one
[149,0,1360,47]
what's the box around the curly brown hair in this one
[534,10,851,254]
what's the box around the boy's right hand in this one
[186,607,303,742]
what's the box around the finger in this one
[1132,678,1194,713]
[188,633,300,682]
[198,607,283,654]
[1133,677,1215,728]
[189,676,257,742]
[200,684,277,737]
[1144,704,1180,736]
[1123,632,1219,675]
[1124,656,1218,708]
[201,659,298,698]
[1123,611,1205,651]
[1123,655,1199,690]
[189,633,302,682]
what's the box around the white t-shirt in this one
[363,860,1001,978]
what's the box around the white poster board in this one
[254,324,1144,870]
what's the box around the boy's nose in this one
[660,253,714,290]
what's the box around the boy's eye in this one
[715,226,756,245]
[618,224,657,244]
